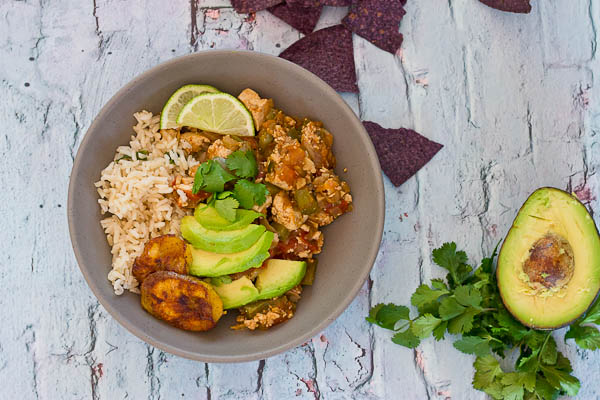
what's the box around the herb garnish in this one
[136,150,149,160]
[225,150,258,179]
[192,150,268,221]
[366,242,600,399]
[116,154,132,163]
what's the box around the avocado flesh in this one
[255,259,307,300]
[211,259,307,308]
[181,216,265,253]
[189,231,274,277]
[194,204,262,231]
[497,187,600,329]
[213,276,259,309]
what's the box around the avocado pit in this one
[522,233,574,290]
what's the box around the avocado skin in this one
[497,187,600,330]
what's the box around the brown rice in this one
[95,111,196,294]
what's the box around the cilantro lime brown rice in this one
[95,87,352,332]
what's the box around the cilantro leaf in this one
[516,349,539,373]
[214,196,239,222]
[565,324,600,350]
[366,304,384,325]
[411,284,449,312]
[454,336,491,357]
[534,376,559,400]
[432,242,472,287]
[541,363,580,396]
[523,330,546,350]
[581,299,600,325]
[411,314,441,339]
[439,297,466,321]
[483,381,505,400]
[454,285,482,308]
[233,179,269,209]
[365,304,409,330]
[431,279,449,291]
[432,242,468,269]
[226,150,258,179]
[473,355,503,390]
[448,307,479,334]
[392,328,421,349]
[495,309,530,341]
[480,242,500,274]
[433,321,448,341]
[192,160,236,193]
[501,372,536,400]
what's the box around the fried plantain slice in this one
[133,235,192,284]
[141,271,223,331]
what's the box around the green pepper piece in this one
[294,188,318,215]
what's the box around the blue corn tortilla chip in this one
[287,0,351,6]
[286,0,321,6]
[342,0,406,54]
[279,25,358,93]
[268,2,323,35]
[321,0,352,5]
[478,0,531,13]
[362,121,443,187]
[231,0,283,13]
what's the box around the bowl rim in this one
[68,50,385,363]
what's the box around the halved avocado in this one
[497,187,600,329]
[189,231,274,277]
[212,276,259,309]
[181,216,265,253]
[194,204,262,231]
[255,259,307,300]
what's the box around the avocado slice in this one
[497,187,600,329]
[194,204,262,231]
[181,216,266,254]
[189,231,274,277]
[255,259,307,300]
[212,276,259,309]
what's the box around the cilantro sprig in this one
[192,150,268,220]
[226,150,258,179]
[366,242,597,400]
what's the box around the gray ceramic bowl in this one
[68,50,385,362]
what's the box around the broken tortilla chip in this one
[279,25,358,93]
[478,0,531,13]
[362,121,443,187]
[342,0,406,54]
[268,2,323,35]
[231,0,283,13]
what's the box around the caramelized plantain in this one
[132,235,191,284]
[140,271,223,331]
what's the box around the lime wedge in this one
[176,93,255,137]
[159,84,220,130]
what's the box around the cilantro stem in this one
[537,332,552,363]
[395,320,411,332]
